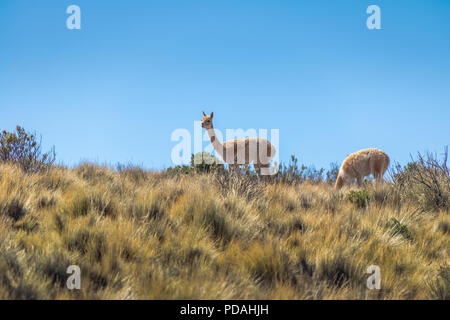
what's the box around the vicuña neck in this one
[206,127,224,157]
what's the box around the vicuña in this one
[335,148,390,189]
[201,112,276,174]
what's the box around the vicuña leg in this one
[356,176,363,187]
[255,163,270,180]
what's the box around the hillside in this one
[0,161,448,299]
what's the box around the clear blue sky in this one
[1,0,449,170]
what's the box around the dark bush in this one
[116,163,147,183]
[325,162,340,185]
[427,265,450,300]
[391,148,449,212]
[276,155,307,184]
[0,198,27,222]
[0,126,55,173]
[275,155,338,185]
[276,155,323,184]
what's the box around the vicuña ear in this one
[202,111,206,116]
[210,112,214,118]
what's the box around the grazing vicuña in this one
[335,148,390,189]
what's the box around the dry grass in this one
[0,162,448,300]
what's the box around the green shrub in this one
[346,190,370,209]
[190,152,224,173]
[166,164,193,175]
[386,218,412,240]
[166,152,224,175]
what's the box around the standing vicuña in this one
[201,112,276,174]
[335,148,390,189]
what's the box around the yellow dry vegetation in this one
[0,162,448,299]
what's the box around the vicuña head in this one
[201,111,213,129]
[200,111,276,175]
[335,148,390,189]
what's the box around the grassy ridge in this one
[0,161,448,299]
